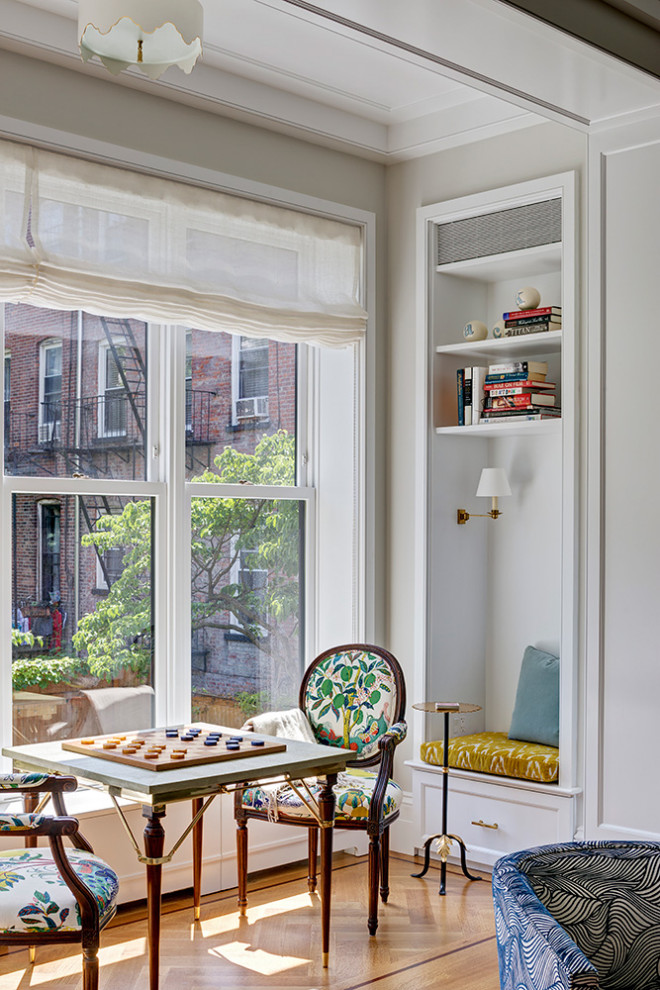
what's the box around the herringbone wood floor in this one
[0,853,500,990]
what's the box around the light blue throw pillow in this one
[508,645,559,748]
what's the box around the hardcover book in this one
[484,381,556,394]
[488,360,548,376]
[487,393,556,409]
[501,306,561,320]
[482,407,561,418]
[485,371,548,383]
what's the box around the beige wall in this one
[385,120,588,803]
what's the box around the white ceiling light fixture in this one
[78,0,204,79]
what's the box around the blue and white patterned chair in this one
[492,840,660,990]
[235,643,407,935]
[0,773,119,989]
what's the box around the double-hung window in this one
[38,339,62,443]
[1,140,369,751]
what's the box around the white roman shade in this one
[0,140,366,346]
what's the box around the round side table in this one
[412,701,482,895]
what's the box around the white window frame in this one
[38,338,62,443]
[0,134,375,768]
[36,498,61,604]
[97,338,128,439]
[230,334,270,426]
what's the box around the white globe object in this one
[463,320,488,341]
[515,286,541,310]
[492,320,506,339]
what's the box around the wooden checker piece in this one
[62,726,286,771]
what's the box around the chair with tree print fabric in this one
[0,773,119,989]
[234,643,407,936]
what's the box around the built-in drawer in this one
[411,763,577,868]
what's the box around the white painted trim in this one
[583,114,660,840]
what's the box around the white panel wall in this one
[586,117,660,839]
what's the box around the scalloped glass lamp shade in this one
[78,0,204,79]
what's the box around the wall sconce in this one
[457,468,511,525]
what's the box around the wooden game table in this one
[3,723,352,990]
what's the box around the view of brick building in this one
[6,301,299,741]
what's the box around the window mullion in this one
[160,326,191,726]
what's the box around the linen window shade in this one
[0,140,366,346]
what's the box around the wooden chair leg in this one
[367,832,380,936]
[307,826,318,892]
[236,817,248,917]
[379,825,390,903]
[82,943,99,990]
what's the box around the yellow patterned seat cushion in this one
[420,731,559,783]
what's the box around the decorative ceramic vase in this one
[463,320,488,341]
[515,286,541,310]
[492,319,506,339]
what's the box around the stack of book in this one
[502,305,562,337]
[482,360,561,423]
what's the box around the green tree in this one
[73,431,299,679]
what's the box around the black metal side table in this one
[411,701,483,894]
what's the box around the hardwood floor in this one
[0,853,500,990]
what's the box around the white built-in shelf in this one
[436,419,562,438]
[435,243,561,282]
[436,330,562,362]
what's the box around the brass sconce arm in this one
[457,507,502,525]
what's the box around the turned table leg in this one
[143,805,166,990]
[192,797,203,921]
[318,773,337,969]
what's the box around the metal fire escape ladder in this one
[78,494,124,590]
[100,318,147,440]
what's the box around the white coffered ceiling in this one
[2,0,660,161]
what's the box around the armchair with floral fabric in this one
[234,643,407,936]
[0,773,119,989]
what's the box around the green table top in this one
[3,723,352,806]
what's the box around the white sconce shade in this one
[78,0,204,79]
[476,468,512,499]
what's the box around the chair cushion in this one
[302,648,400,759]
[0,773,50,790]
[0,848,119,933]
[241,767,403,822]
[420,731,559,783]
[508,645,560,747]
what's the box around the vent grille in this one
[436,198,561,266]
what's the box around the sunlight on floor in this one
[198,890,317,937]
[209,940,309,975]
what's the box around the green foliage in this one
[234,690,268,718]
[12,656,89,692]
[73,500,152,680]
[11,628,43,650]
[190,430,300,645]
[72,430,299,678]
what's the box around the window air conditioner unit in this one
[235,396,268,420]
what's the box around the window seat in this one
[420,731,559,784]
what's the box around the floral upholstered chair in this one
[235,643,407,936]
[0,773,119,989]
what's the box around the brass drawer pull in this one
[471,819,498,830]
